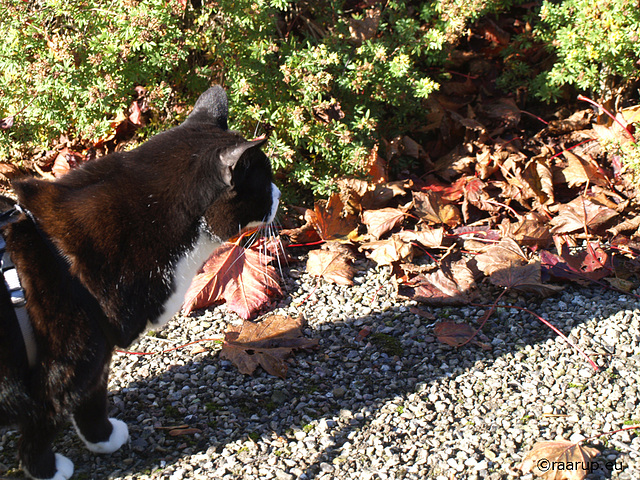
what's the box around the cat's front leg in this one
[72,374,129,454]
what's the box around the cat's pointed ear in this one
[219,136,268,184]
[185,85,229,130]
[12,178,61,222]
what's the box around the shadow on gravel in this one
[1,273,636,479]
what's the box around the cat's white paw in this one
[77,418,129,454]
[24,453,74,480]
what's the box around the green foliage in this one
[0,0,521,197]
[532,0,640,101]
[0,0,199,156]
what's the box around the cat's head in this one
[12,86,279,246]
[183,86,280,240]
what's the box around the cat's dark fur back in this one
[0,86,279,480]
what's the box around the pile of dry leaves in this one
[183,99,640,332]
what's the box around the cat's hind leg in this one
[19,421,74,480]
[72,373,129,454]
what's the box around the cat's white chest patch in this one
[154,229,221,328]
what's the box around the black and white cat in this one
[0,86,279,480]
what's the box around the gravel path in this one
[1,256,639,480]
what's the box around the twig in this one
[578,94,636,143]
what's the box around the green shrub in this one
[1,0,520,198]
[504,0,640,102]
[0,0,204,156]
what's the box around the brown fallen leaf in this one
[183,241,282,319]
[520,439,601,480]
[607,215,640,236]
[52,147,85,177]
[475,239,562,294]
[279,222,322,245]
[220,315,319,378]
[475,238,528,276]
[499,214,552,249]
[560,149,609,187]
[305,193,359,241]
[491,261,562,295]
[434,321,476,347]
[306,242,357,285]
[397,259,477,305]
[168,427,203,437]
[359,234,414,266]
[395,227,445,249]
[412,190,462,227]
[549,197,618,234]
[361,205,409,239]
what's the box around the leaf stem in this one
[470,302,599,370]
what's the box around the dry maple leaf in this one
[307,242,357,285]
[52,147,85,177]
[220,315,319,378]
[520,440,601,480]
[540,243,613,285]
[305,193,359,241]
[499,215,552,249]
[397,259,477,305]
[183,241,281,319]
[475,239,561,294]
[361,205,409,239]
[560,150,609,188]
[396,227,445,249]
[359,234,414,266]
[412,190,462,227]
[434,321,476,347]
[475,238,528,276]
[549,197,618,234]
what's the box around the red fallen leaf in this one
[220,315,319,378]
[520,440,601,480]
[549,197,618,234]
[540,243,613,285]
[397,259,477,305]
[183,241,282,319]
[421,176,467,203]
[306,242,357,285]
[356,326,372,342]
[305,193,359,241]
[361,206,409,239]
[52,147,85,177]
